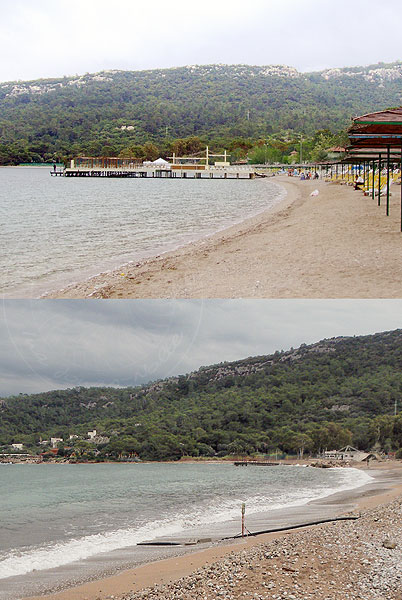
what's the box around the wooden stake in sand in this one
[241,503,246,537]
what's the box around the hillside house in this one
[11,443,24,450]
[50,437,63,448]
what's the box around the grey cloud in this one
[0,1,401,82]
[1,299,402,397]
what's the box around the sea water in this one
[0,462,372,598]
[0,168,285,297]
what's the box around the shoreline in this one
[42,178,295,299]
[21,462,402,600]
[2,174,285,300]
[44,176,402,299]
[38,179,287,300]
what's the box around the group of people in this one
[287,168,319,179]
[300,171,319,180]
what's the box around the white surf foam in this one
[0,467,372,580]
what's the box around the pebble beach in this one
[123,495,402,600]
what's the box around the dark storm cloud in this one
[1,300,402,397]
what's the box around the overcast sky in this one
[1,0,401,82]
[1,299,402,397]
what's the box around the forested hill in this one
[1,329,402,459]
[1,61,402,165]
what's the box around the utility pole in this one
[300,134,303,164]
[395,398,398,417]
[246,109,250,121]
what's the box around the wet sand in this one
[23,462,402,600]
[45,177,402,299]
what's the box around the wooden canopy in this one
[345,108,402,230]
[348,108,402,148]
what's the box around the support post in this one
[386,145,391,216]
[378,154,382,206]
[241,503,246,537]
[372,160,375,200]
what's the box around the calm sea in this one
[0,168,285,298]
[0,463,371,598]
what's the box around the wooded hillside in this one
[1,62,402,165]
[1,329,402,460]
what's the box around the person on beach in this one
[354,175,364,190]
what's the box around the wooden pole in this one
[241,503,246,537]
[372,160,375,200]
[386,145,391,216]
[400,144,402,232]
[378,154,382,206]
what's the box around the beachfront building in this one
[323,445,378,461]
[327,146,346,160]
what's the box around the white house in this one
[87,430,97,440]
[11,443,24,450]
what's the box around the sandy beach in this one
[45,177,402,299]
[23,462,402,600]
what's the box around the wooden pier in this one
[234,461,279,466]
[57,167,257,179]
[51,152,264,179]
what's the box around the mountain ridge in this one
[1,61,402,165]
[2,60,402,88]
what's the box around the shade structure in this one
[347,108,402,230]
[343,148,402,162]
[349,109,402,148]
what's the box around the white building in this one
[50,437,63,448]
[11,443,24,450]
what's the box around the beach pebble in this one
[382,538,397,549]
